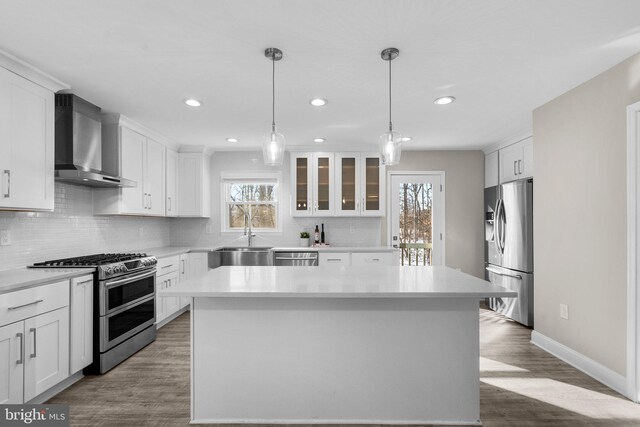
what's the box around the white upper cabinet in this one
[335,153,384,216]
[165,148,178,217]
[94,119,166,216]
[0,66,55,211]
[485,151,499,188]
[178,152,211,218]
[291,152,335,217]
[499,137,533,183]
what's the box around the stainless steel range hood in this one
[55,94,136,188]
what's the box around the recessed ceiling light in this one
[401,137,412,142]
[434,96,455,105]
[226,138,238,143]
[310,98,327,106]
[184,98,201,107]
[313,138,325,143]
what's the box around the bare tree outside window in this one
[398,183,433,265]
[225,182,278,229]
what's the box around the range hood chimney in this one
[54,94,136,188]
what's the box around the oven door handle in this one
[104,270,156,289]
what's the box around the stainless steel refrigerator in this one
[484,178,533,326]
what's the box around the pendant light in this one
[379,47,402,166]
[263,47,285,166]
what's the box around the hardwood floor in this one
[48,307,640,426]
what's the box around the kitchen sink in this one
[209,247,272,268]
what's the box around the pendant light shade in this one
[379,47,402,166]
[263,47,285,166]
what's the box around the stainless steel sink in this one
[210,247,272,268]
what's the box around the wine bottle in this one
[321,223,325,244]
[314,225,320,244]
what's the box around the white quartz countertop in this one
[0,267,95,294]
[160,265,516,299]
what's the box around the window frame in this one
[220,171,282,233]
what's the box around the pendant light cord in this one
[388,56,393,133]
[272,54,276,131]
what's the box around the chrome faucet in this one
[243,210,255,247]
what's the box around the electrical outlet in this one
[0,229,10,246]
[206,225,213,234]
[560,304,569,320]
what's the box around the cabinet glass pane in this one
[317,157,330,211]
[341,157,356,211]
[365,157,380,211]
[296,158,308,211]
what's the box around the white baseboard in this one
[531,330,628,398]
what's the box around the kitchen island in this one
[161,265,515,425]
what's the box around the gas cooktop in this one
[32,253,150,266]
[31,253,157,280]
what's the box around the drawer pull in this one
[326,258,342,261]
[8,299,44,310]
[16,333,23,365]
[77,279,93,286]
[367,258,380,262]
[30,327,37,358]
[161,264,173,269]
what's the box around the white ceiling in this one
[1,0,640,152]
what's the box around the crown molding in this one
[483,130,533,154]
[0,49,70,92]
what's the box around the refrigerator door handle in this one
[486,265,522,280]
[499,199,506,253]
[493,198,502,254]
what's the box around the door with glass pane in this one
[389,173,444,266]
[312,153,334,216]
[335,153,384,216]
[335,153,359,216]
[291,153,312,217]
[361,155,384,216]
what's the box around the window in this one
[221,172,280,232]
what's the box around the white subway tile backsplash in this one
[0,183,170,271]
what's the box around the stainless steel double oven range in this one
[32,253,157,373]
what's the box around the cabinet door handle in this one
[16,332,23,365]
[3,170,10,198]
[362,198,365,211]
[513,161,517,175]
[77,279,93,286]
[8,299,44,310]
[29,327,36,358]
[149,193,152,209]
[168,196,172,212]
[518,160,522,174]
[181,259,185,274]
[143,193,148,209]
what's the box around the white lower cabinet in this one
[0,321,23,404]
[318,251,398,267]
[188,252,208,277]
[0,306,70,404]
[319,252,350,266]
[351,252,395,266]
[23,308,69,402]
[156,257,181,326]
[69,275,93,373]
[179,254,190,309]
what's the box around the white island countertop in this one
[160,265,515,299]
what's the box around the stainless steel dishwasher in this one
[273,251,319,266]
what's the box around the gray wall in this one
[533,52,640,376]
[170,151,383,248]
[385,150,486,278]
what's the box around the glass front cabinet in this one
[335,153,385,216]
[292,152,384,217]
[291,152,335,217]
